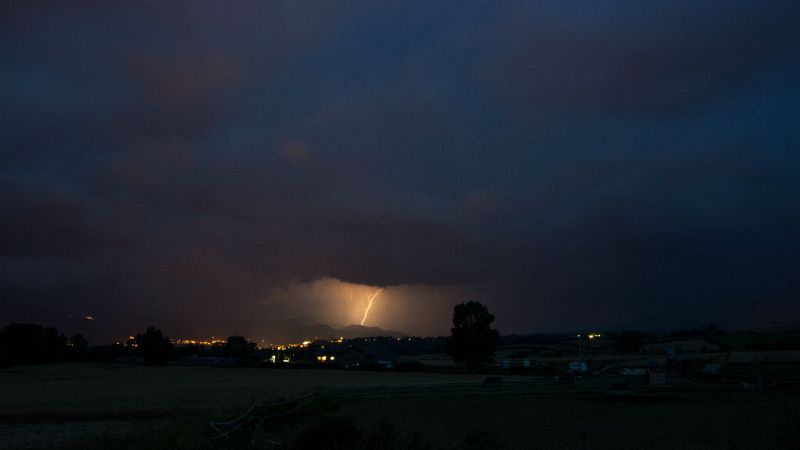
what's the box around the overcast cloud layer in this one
[2,1,799,342]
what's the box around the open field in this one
[340,389,800,449]
[0,363,501,420]
[1,364,799,449]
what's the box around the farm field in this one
[1,364,799,449]
[0,363,501,419]
[340,389,800,449]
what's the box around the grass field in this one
[1,364,799,449]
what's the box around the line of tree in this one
[130,327,256,366]
[3,301,499,370]
[0,323,88,368]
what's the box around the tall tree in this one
[226,335,255,366]
[447,301,499,369]
[135,326,173,365]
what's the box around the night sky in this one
[2,1,799,343]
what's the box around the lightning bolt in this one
[360,288,383,326]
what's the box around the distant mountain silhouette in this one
[338,324,408,338]
[288,323,408,342]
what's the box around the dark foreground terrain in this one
[1,364,799,449]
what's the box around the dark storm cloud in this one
[2,1,799,340]
[490,1,800,115]
[2,180,97,257]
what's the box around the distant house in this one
[338,346,396,369]
[372,349,397,369]
[338,347,365,368]
[650,339,720,354]
[568,361,588,373]
[497,359,532,369]
[309,341,348,364]
[648,371,667,385]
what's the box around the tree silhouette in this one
[447,301,499,369]
[226,335,255,366]
[0,323,67,367]
[135,326,173,365]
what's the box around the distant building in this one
[338,346,397,369]
[649,339,720,354]
[498,359,532,369]
[568,361,588,373]
[648,371,667,385]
